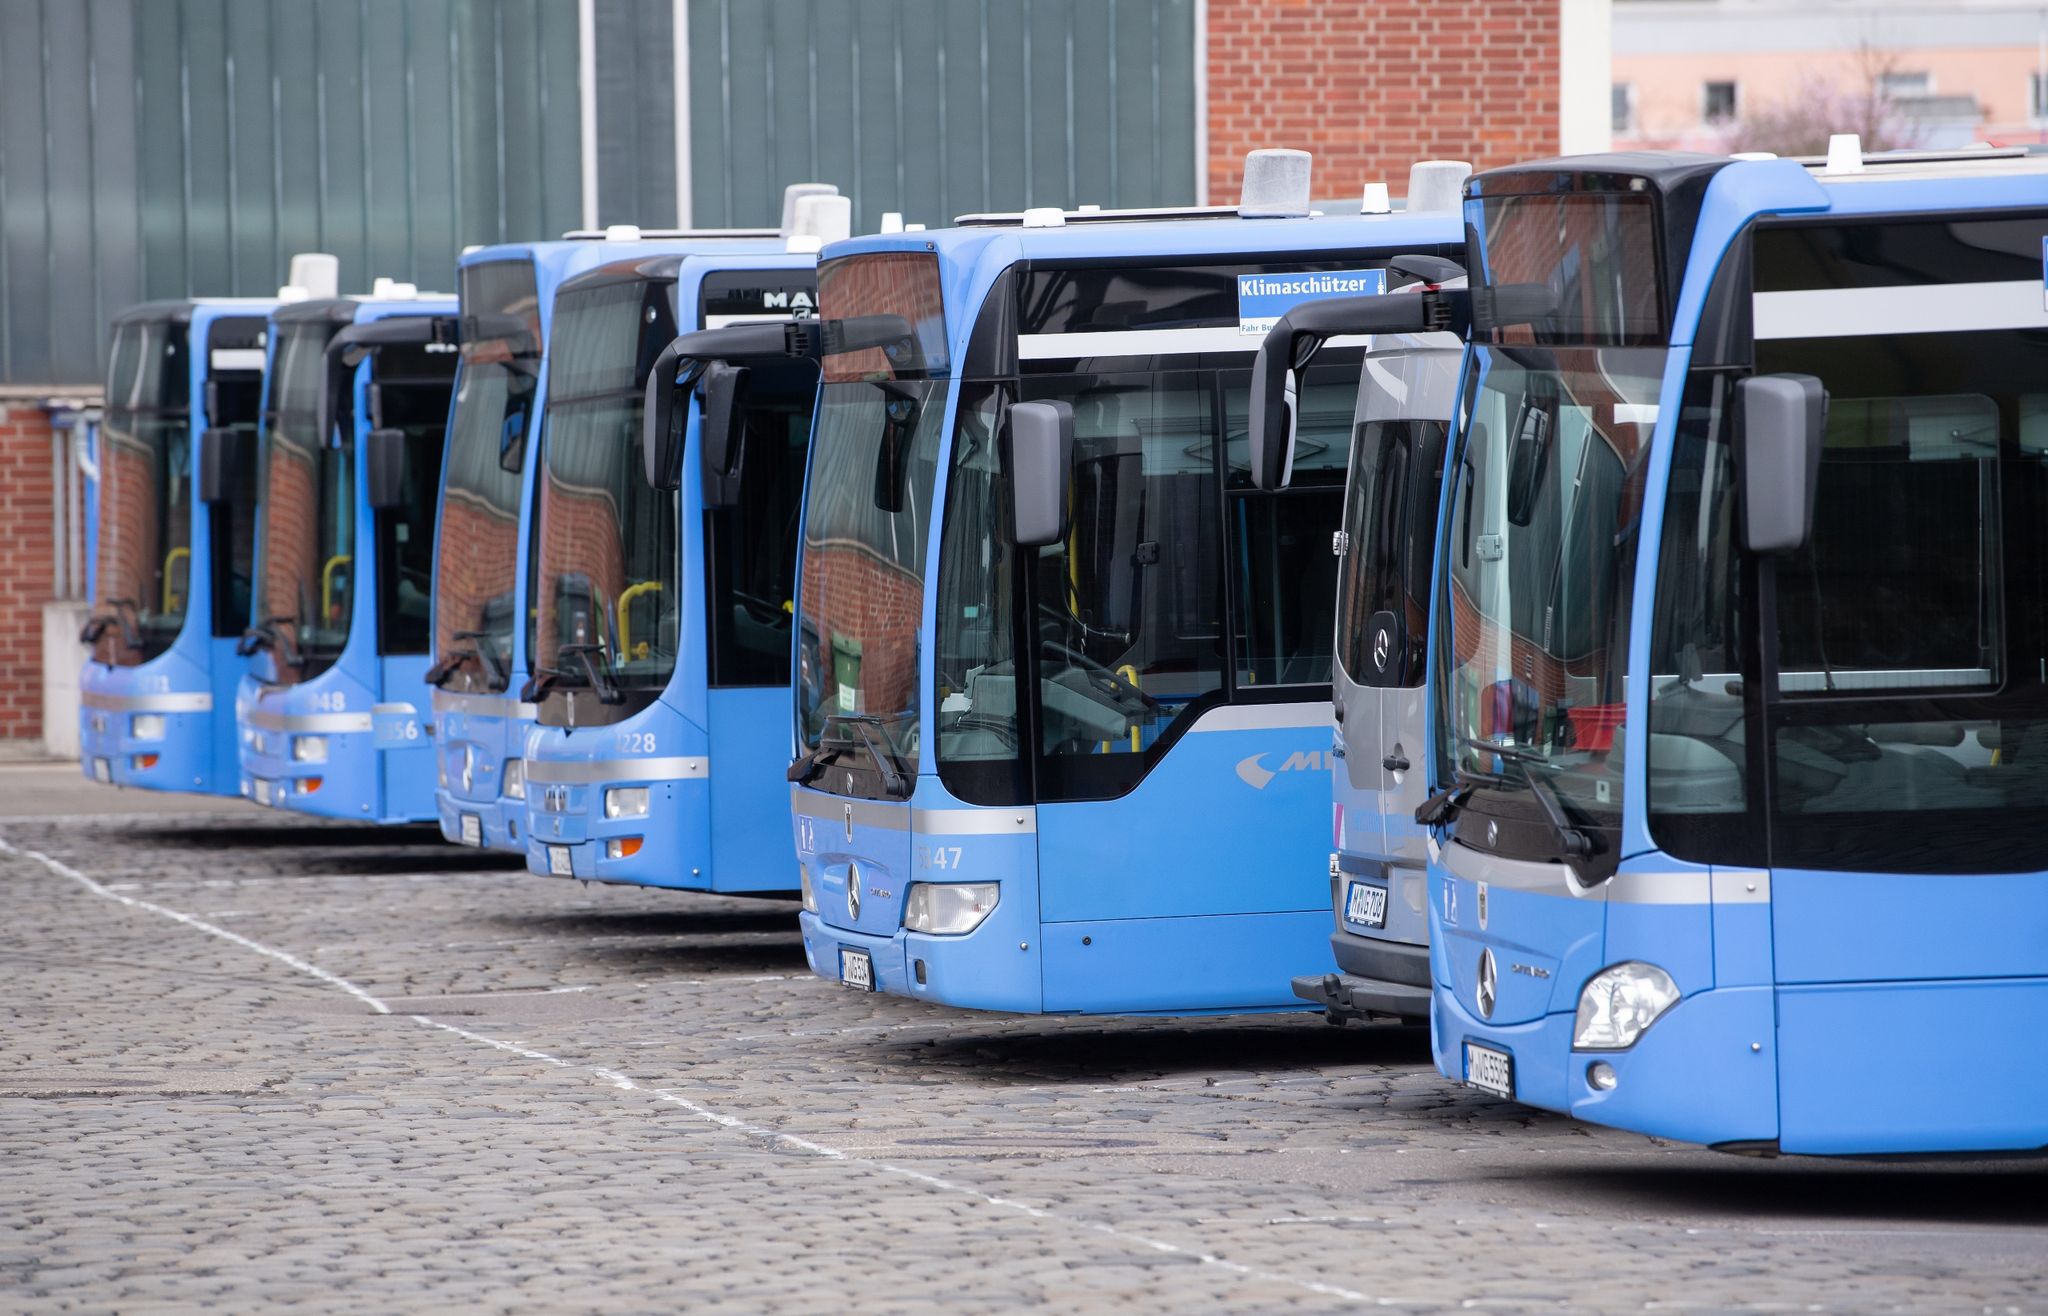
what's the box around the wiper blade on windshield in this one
[1445,739,1600,881]
[821,713,910,797]
[236,616,305,669]
[102,598,147,653]
[426,631,511,691]
[518,667,563,704]
[557,643,624,706]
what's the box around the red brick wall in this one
[1204,0,1562,207]
[797,539,922,729]
[257,433,322,685]
[431,488,520,689]
[0,407,56,740]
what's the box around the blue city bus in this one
[1421,146,2048,1155]
[236,293,460,821]
[1254,264,1469,1025]
[520,243,824,888]
[80,297,276,794]
[427,240,617,851]
[788,176,1465,1013]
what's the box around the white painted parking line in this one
[1,833,1373,1307]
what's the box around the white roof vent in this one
[1021,206,1066,229]
[285,252,339,301]
[1824,133,1865,175]
[372,277,396,297]
[1406,160,1471,215]
[905,223,927,232]
[879,212,905,234]
[460,244,484,257]
[1360,182,1392,215]
[779,183,841,237]
[1729,151,1778,161]
[371,278,419,300]
[603,224,643,242]
[786,193,853,253]
[1077,203,1101,213]
[1238,148,1312,218]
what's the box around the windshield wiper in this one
[820,713,910,797]
[102,598,147,653]
[557,643,624,706]
[236,616,305,669]
[1450,738,1598,878]
[518,667,563,704]
[427,632,509,690]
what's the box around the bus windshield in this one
[254,318,350,684]
[527,275,678,726]
[433,260,542,692]
[93,316,192,666]
[1435,189,1667,856]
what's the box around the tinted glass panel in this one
[434,258,541,689]
[1337,418,1449,688]
[1470,193,1664,346]
[205,317,268,639]
[372,342,457,655]
[705,356,818,686]
[92,318,192,665]
[253,319,347,683]
[815,252,950,383]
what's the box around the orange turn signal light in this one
[135,754,159,770]
[296,777,323,794]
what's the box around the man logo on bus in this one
[1235,750,1325,789]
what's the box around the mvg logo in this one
[1235,750,1327,789]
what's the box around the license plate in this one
[548,845,574,877]
[1465,1041,1514,1099]
[459,813,482,847]
[1344,879,1388,929]
[839,947,875,991]
[253,778,272,806]
[92,757,111,783]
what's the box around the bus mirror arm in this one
[1009,400,1075,548]
[1736,373,1828,556]
[1248,286,1471,492]
[642,340,688,491]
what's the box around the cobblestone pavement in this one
[2,774,2043,1312]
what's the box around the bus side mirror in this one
[1504,399,1553,528]
[1738,373,1828,555]
[641,341,686,491]
[199,428,249,504]
[1010,400,1074,547]
[365,428,407,511]
[697,362,750,510]
[1248,352,1299,494]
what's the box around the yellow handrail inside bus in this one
[321,554,352,620]
[1119,664,1142,752]
[618,580,664,661]
[162,547,190,614]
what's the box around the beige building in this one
[1613,0,2048,153]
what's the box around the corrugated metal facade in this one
[0,0,1203,389]
[0,0,584,389]
[684,0,1201,231]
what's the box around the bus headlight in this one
[799,864,817,913]
[292,735,329,764]
[131,713,167,740]
[1573,962,1680,1051]
[604,786,648,819]
[902,882,998,936]
[502,758,526,800]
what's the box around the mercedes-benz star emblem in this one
[1486,819,1499,848]
[1476,947,1498,1020]
[846,862,862,920]
[460,745,475,794]
[1372,628,1390,671]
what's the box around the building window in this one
[1702,81,1738,124]
[1878,71,1932,99]
[1612,82,1636,134]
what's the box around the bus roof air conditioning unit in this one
[1239,149,1312,218]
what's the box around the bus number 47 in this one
[919,846,963,870]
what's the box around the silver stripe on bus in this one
[1753,279,2048,341]
[1016,327,1374,360]
[431,689,540,719]
[1710,869,1770,905]
[523,756,709,785]
[787,787,1038,836]
[1186,701,1331,733]
[80,690,213,714]
[241,708,375,733]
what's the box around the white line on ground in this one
[2,833,1374,1307]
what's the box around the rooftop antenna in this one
[1360,182,1392,215]
[1406,160,1472,214]
[1238,148,1312,218]
[779,183,841,238]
